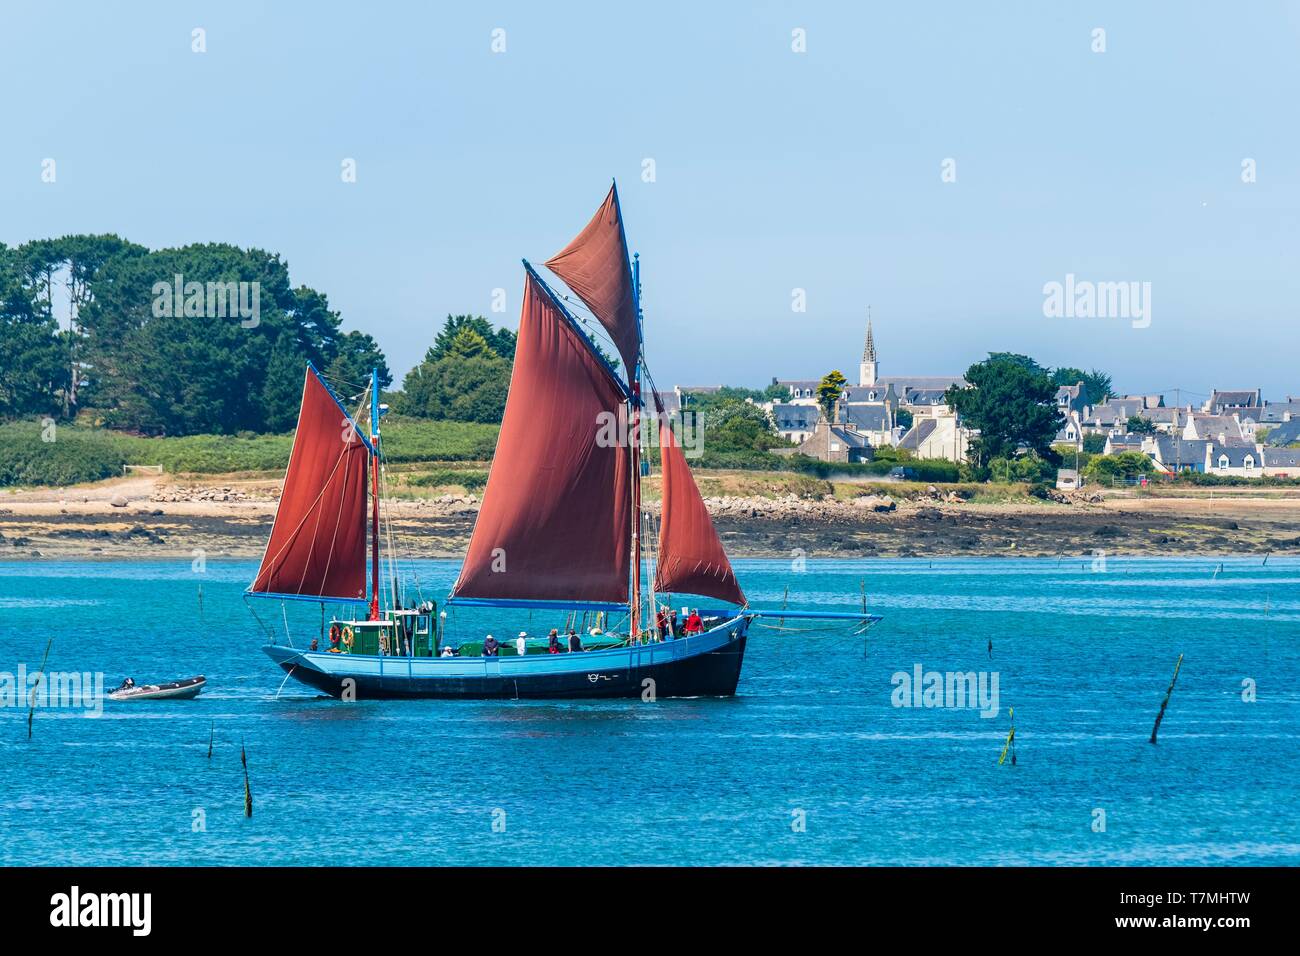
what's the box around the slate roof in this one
[1150,436,1210,465]
[901,387,951,406]
[1255,401,1300,423]
[842,403,890,431]
[898,418,939,450]
[876,375,966,391]
[1207,389,1261,411]
[1263,447,1300,469]
[1188,413,1245,441]
[1266,420,1300,446]
[770,403,819,430]
[1209,444,1259,468]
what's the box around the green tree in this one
[262,335,309,432]
[326,330,392,390]
[817,370,847,422]
[427,315,515,363]
[75,242,340,434]
[0,244,67,417]
[1051,366,1112,405]
[1085,452,1151,483]
[701,399,782,451]
[945,353,1062,462]
[1126,414,1155,434]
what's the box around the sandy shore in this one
[2,474,1298,561]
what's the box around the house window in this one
[830,442,841,452]
[1244,456,1254,471]
[1219,455,1229,470]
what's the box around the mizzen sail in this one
[654,419,747,606]
[543,183,641,375]
[451,271,632,605]
[249,367,370,602]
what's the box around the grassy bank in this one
[0,417,500,486]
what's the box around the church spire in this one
[859,307,878,388]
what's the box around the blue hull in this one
[263,615,750,699]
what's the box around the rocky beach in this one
[2,474,1297,562]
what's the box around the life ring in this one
[328,623,341,645]
[379,631,390,655]
[341,626,355,652]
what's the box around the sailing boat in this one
[251,185,879,699]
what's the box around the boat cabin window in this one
[416,615,430,635]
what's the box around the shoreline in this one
[3,475,1298,561]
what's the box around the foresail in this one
[654,419,747,606]
[543,183,641,375]
[451,272,633,604]
[249,367,370,602]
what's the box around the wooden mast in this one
[369,366,381,621]
[629,250,643,641]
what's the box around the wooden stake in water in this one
[207,721,214,760]
[1149,654,1184,745]
[241,738,253,817]
[998,707,1016,766]
[27,637,54,740]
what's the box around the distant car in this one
[887,466,918,481]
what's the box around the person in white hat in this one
[516,631,528,658]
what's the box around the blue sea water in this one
[0,556,1297,866]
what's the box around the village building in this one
[1184,411,1250,444]
[1053,409,1085,449]
[1265,419,1300,447]
[1055,382,1087,416]
[789,402,872,463]
[1257,397,1300,424]
[1204,389,1262,414]
[1262,447,1300,478]
[768,402,819,444]
[1103,432,1146,456]
[1135,405,1190,433]
[1143,435,1210,474]
[1055,468,1083,491]
[1204,442,1261,478]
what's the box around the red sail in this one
[250,367,370,601]
[452,272,632,604]
[544,184,641,375]
[655,420,747,606]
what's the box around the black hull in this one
[270,633,747,700]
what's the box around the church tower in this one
[859,309,878,387]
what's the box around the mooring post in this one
[1149,654,1184,745]
[998,706,1016,766]
[241,738,253,817]
[27,637,53,740]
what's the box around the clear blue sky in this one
[3,1,1298,401]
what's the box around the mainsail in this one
[451,271,633,605]
[249,366,371,602]
[543,183,641,375]
[654,418,747,606]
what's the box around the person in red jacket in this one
[655,606,670,640]
[684,609,703,635]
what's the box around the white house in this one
[1204,442,1261,478]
